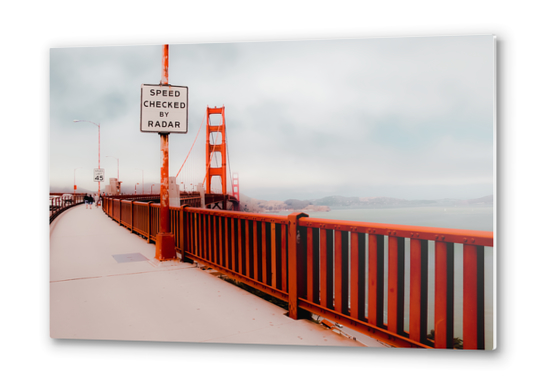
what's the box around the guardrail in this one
[49,193,86,223]
[102,196,494,350]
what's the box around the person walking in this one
[84,194,90,209]
[88,194,95,209]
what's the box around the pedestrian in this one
[88,194,95,210]
[84,193,90,209]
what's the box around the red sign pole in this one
[155,44,176,261]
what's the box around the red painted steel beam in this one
[434,241,455,348]
[463,244,485,350]
[219,216,224,267]
[297,226,307,300]
[238,219,244,275]
[350,232,366,321]
[154,44,176,261]
[409,238,429,344]
[368,233,384,327]
[287,212,308,319]
[334,230,348,315]
[280,224,288,291]
[184,207,289,225]
[205,215,211,262]
[261,221,267,285]
[271,223,277,289]
[299,217,492,247]
[388,236,405,335]
[306,228,317,304]
[319,229,333,309]
[214,215,219,264]
[245,218,251,278]
[161,44,168,85]
[253,220,259,281]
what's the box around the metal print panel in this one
[49,35,496,350]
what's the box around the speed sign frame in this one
[140,84,188,134]
[93,168,105,182]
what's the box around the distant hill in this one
[313,195,493,209]
[313,195,408,207]
[239,193,493,213]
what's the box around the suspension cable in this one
[225,125,234,195]
[202,139,219,187]
[175,114,206,178]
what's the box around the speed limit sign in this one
[93,168,105,182]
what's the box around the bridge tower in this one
[205,106,227,195]
[232,172,240,211]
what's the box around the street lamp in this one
[74,167,82,195]
[74,119,101,195]
[106,155,119,180]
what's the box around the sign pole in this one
[155,44,176,261]
[98,122,101,195]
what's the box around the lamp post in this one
[74,167,82,195]
[74,120,101,195]
[106,156,119,180]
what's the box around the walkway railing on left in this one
[49,193,86,223]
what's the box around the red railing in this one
[102,197,493,350]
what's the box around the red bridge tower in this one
[205,106,227,195]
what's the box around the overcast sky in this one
[50,35,494,200]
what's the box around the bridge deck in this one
[50,204,382,347]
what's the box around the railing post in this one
[119,199,122,226]
[350,231,366,321]
[409,238,429,344]
[334,230,348,315]
[388,235,405,335]
[130,201,134,233]
[435,241,454,348]
[147,201,152,243]
[463,244,485,350]
[179,204,189,261]
[287,212,308,320]
[368,231,384,327]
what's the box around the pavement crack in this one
[50,267,190,283]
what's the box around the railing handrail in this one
[182,207,290,224]
[179,207,492,246]
[298,216,493,246]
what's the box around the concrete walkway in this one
[50,204,383,347]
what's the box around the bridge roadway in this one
[50,204,384,347]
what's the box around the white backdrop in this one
[2,1,539,383]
